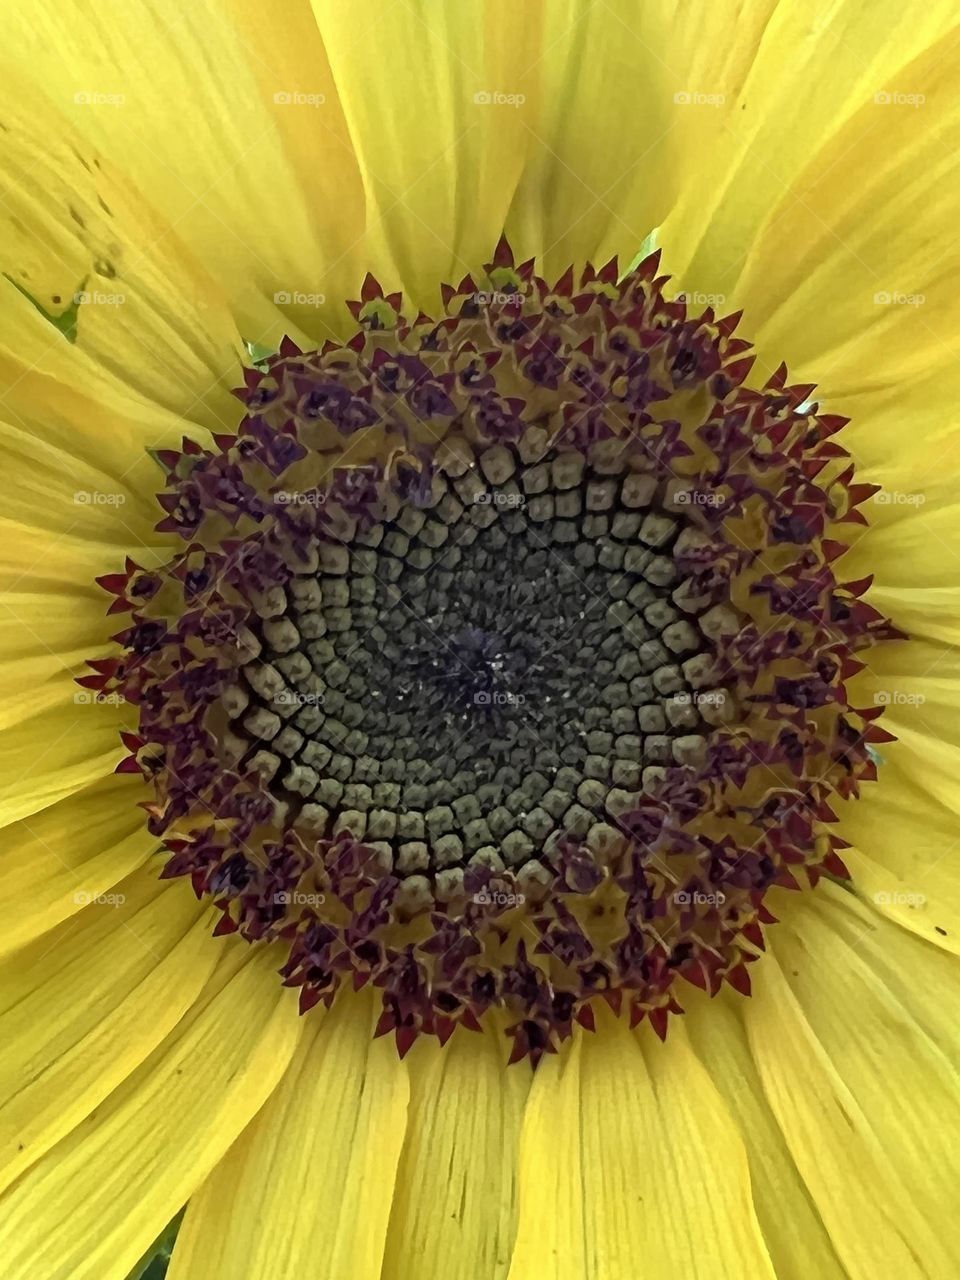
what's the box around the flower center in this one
[232,443,724,891]
[84,240,900,1064]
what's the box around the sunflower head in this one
[82,241,899,1064]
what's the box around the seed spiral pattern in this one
[231,443,727,884]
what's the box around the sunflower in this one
[2,3,959,1278]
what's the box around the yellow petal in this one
[0,694,132,828]
[0,943,303,1280]
[865,636,959,738]
[0,414,158,546]
[848,639,960,813]
[0,332,193,820]
[0,776,153,957]
[792,882,960,1073]
[663,2,960,310]
[832,640,960,952]
[514,0,814,277]
[844,827,960,958]
[167,989,408,1280]
[0,280,232,751]
[0,537,142,773]
[744,884,959,1279]
[2,0,363,346]
[0,869,215,1195]
[844,495,960,649]
[314,0,540,310]
[0,292,231,516]
[685,992,846,1280]
[730,27,960,472]
[381,1018,531,1280]
[0,60,241,429]
[0,570,126,732]
[0,66,237,766]
[11,0,703,327]
[507,1010,775,1279]
[0,408,177,735]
